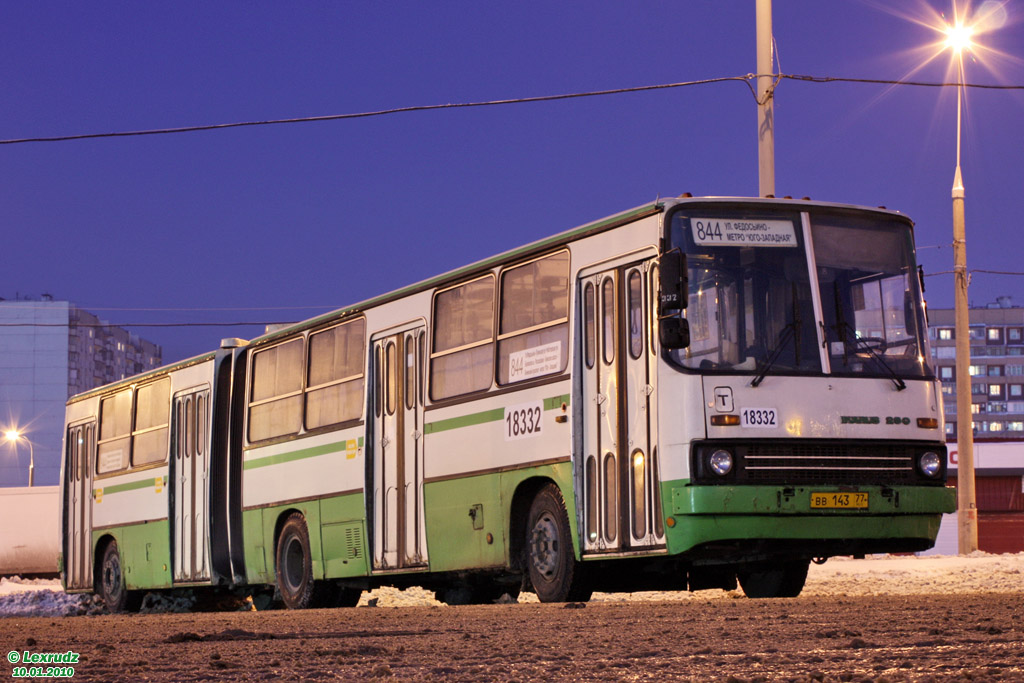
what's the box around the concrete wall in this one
[0,486,59,575]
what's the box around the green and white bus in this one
[60,195,957,610]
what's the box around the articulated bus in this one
[60,196,957,610]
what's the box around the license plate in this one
[810,492,869,509]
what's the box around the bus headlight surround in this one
[709,449,734,476]
[918,451,942,478]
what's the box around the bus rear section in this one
[60,350,241,609]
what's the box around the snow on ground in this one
[3,553,1021,617]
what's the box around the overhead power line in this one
[0,76,754,146]
[2,73,1022,147]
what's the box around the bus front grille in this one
[691,440,946,486]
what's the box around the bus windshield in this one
[665,207,932,381]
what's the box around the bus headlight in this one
[918,452,942,478]
[709,449,734,476]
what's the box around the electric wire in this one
[0,76,756,146]
[2,73,1022,147]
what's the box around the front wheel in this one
[524,484,590,603]
[98,540,141,612]
[738,559,810,598]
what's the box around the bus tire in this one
[275,513,335,609]
[97,540,141,613]
[524,484,590,603]
[738,559,810,598]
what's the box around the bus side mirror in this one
[659,317,690,349]
[659,250,687,313]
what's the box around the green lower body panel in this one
[664,482,957,556]
[424,461,576,573]
[424,474,506,573]
[243,495,369,586]
[319,493,369,579]
[93,520,172,591]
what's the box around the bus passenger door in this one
[371,324,427,571]
[172,389,211,583]
[579,260,662,554]
[64,422,95,590]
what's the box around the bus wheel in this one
[98,540,141,612]
[738,559,810,598]
[525,484,590,603]
[275,513,336,609]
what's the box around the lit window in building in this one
[1008,421,1024,432]
[989,421,1004,432]
[969,365,984,376]
[989,384,1005,399]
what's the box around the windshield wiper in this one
[752,283,804,388]
[831,282,905,391]
[751,321,797,387]
[831,316,906,394]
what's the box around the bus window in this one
[584,282,596,369]
[497,251,569,385]
[133,378,170,466]
[196,394,206,456]
[602,277,615,365]
[385,341,397,416]
[374,345,382,418]
[430,275,495,400]
[631,450,646,538]
[306,318,365,430]
[405,335,415,410]
[248,339,303,442]
[97,389,132,473]
[628,270,643,359]
[603,452,617,542]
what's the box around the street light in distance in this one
[4,429,35,487]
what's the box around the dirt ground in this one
[2,592,1022,682]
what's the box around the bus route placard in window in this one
[692,218,797,247]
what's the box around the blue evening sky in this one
[3,1,1023,363]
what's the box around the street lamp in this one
[944,12,977,555]
[4,429,35,487]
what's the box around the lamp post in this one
[4,429,35,487]
[756,0,775,198]
[944,19,978,554]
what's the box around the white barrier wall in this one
[0,486,59,575]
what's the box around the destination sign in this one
[691,218,797,247]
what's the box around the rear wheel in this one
[275,513,338,609]
[738,559,810,598]
[524,484,590,603]
[98,540,141,612]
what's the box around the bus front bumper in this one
[663,483,957,558]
